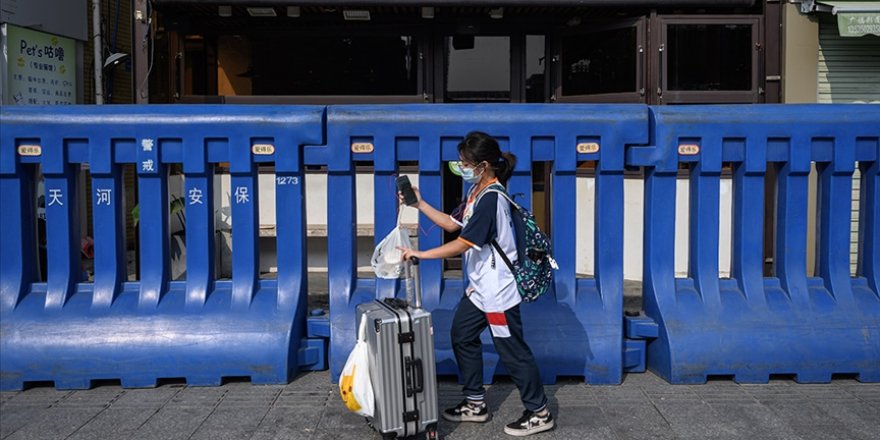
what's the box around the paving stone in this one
[129,403,216,440]
[310,428,379,440]
[274,389,331,408]
[845,386,880,404]
[111,387,181,408]
[67,407,158,440]
[620,372,670,388]
[644,388,703,405]
[315,400,370,431]
[289,370,336,391]
[4,369,880,440]
[795,385,858,401]
[214,386,280,407]
[601,403,677,440]
[789,423,864,440]
[763,401,838,426]
[57,388,122,407]
[0,405,45,438]
[552,405,621,440]
[0,391,20,406]
[593,387,648,405]
[808,401,880,440]
[250,406,324,440]
[3,407,105,440]
[188,404,272,440]
[652,400,741,439]
[550,382,598,406]
[708,403,799,439]
[164,386,226,407]
[1,388,71,407]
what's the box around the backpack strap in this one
[473,182,505,203]
[474,184,518,274]
[476,184,522,212]
[491,240,516,274]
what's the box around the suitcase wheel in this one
[426,425,438,440]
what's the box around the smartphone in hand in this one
[396,175,419,206]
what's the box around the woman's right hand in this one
[398,186,422,208]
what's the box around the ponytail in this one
[497,152,517,186]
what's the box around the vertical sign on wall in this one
[3,23,77,105]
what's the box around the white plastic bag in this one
[339,318,374,417]
[371,211,413,279]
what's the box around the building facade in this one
[3,1,877,280]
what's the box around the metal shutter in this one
[818,14,880,104]
[818,14,880,275]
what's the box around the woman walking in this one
[398,131,554,437]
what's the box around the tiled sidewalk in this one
[2,370,878,440]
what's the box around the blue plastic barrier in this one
[325,104,649,385]
[628,105,880,384]
[0,105,325,390]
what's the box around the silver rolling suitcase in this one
[357,258,439,440]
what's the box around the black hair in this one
[457,131,518,186]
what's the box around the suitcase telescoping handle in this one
[404,356,424,396]
[405,257,421,309]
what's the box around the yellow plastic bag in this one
[339,318,374,417]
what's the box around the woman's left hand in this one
[397,246,423,262]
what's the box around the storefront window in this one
[184,36,210,96]
[562,27,637,96]
[667,24,752,91]
[445,36,510,102]
[526,35,546,103]
[249,35,417,95]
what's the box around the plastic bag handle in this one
[397,205,405,226]
[357,316,367,342]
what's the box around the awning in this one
[817,1,880,37]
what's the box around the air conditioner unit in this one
[343,9,371,21]
[247,7,277,17]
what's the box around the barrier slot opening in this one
[258,164,277,280]
[168,163,186,281]
[575,161,596,279]
[305,165,329,310]
[720,162,733,279]
[675,163,691,278]
[356,161,376,278]
[32,164,46,282]
[851,163,862,278]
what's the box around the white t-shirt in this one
[450,181,521,313]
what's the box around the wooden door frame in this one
[551,17,648,104]
[650,15,763,104]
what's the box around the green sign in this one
[5,23,77,105]
[821,1,880,37]
[838,11,880,37]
